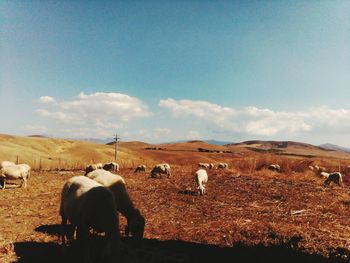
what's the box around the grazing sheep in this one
[268,164,281,172]
[60,176,122,262]
[0,161,15,169]
[308,165,315,171]
[96,163,103,169]
[150,163,171,178]
[198,163,210,169]
[0,164,30,189]
[324,172,343,187]
[134,164,146,173]
[86,169,145,240]
[84,164,98,175]
[195,169,208,195]
[208,163,214,169]
[103,162,119,172]
[217,163,228,169]
[17,164,31,179]
[320,172,330,179]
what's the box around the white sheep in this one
[134,164,146,173]
[84,164,97,175]
[195,169,208,195]
[198,163,210,169]
[320,172,330,179]
[96,163,103,169]
[60,176,122,262]
[86,169,145,240]
[324,172,343,187]
[268,164,281,172]
[150,163,171,178]
[217,163,228,169]
[0,161,15,169]
[103,162,119,172]
[0,164,31,189]
[208,163,214,169]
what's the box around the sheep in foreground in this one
[150,163,171,178]
[195,169,208,196]
[86,169,145,240]
[103,162,119,172]
[0,164,31,189]
[60,176,122,262]
[268,164,281,172]
[217,163,228,169]
[134,164,146,173]
[324,172,343,187]
[0,161,15,169]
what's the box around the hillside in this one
[0,134,144,170]
[226,140,350,159]
[1,135,350,171]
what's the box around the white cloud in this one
[36,92,152,138]
[153,128,171,139]
[23,124,49,134]
[159,98,350,138]
[39,96,56,104]
[185,130,203,140]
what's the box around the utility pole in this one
[114,133,120,162]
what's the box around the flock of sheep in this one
[308,164,347,187]
[1,158,347,262]
[266,162,346,187]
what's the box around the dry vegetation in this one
[2,135,350,262]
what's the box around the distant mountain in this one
[162,139,233,145]
[319,143,350,153]
[27,135,48,138]
[70,137,114,144]
[204,139,233,145]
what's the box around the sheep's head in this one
[198,186,205,196]
[125,209,145,240]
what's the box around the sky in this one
[1,1,350,146]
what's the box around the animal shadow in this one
[178,189,198,196]
[13,237,349,263]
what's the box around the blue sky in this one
[1,1,350,146]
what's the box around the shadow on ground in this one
[14,234,349,263]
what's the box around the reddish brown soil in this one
[1,167,350,263]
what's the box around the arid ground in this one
[2,166,350,263]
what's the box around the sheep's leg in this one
[60,217,68,245]
[0,177,5,189]
[76,223,91,263]
[2,178,6,190]
[22,178,27,188]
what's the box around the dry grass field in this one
[2,135,350,262]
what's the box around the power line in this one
[114,133,121,162]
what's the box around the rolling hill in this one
[1,135,350,171]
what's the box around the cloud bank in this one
[159,98,350,138]
[35,92,152,137]
[31,93,350,144]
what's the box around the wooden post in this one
[114,133,120,162]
